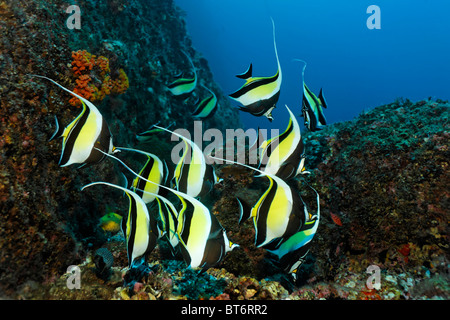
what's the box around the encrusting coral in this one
[69,50,129,106]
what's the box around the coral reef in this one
[302,98,449,285]
[0,0,447,300]
[69,49,129,106]
[9,99,448,301]
[0,0,240,298]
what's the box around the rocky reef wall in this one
[302,99,449,289]
[0,0,240,296]
[0,0,448,300]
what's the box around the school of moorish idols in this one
[29,18,331,288]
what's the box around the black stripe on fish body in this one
[178,239,192,267]
[166,77,195,89]
[200,236,225,270]
[197,165,215,198]
[84,117,113,166]
[177,155,191,195]
[229,71,280,99]
[255,181,305,250]
[261,189,305,251]
[59,103,90,166]
[147,211,160,257]
[134,156,155,198]
[284,189,305,235]
[302,100,319,132]
[199,213,226,269]
[303,86,324,129]
[318,88,328,109]
[161,199,178,236]
[192,95,213,115]
[303,85,320,105]
[177,200,195,266]
[126,194,138,267]
[254,177,277,247]
[274,139,305,180]
[261,114,294,161]
[238,90,280,117]
[192,95,218,119]
[317,110,327,127]
[179,201,194,246]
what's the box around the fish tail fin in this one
[49,115,64,141]
[236,197,252,225]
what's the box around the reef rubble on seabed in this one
[13,99,450,301]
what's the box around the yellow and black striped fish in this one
[302,84,328,132]
[31,75,118,168]
[117,147,168,204]
[96,150,237,270]
[166,51,197,97]
[229,19,282,122]
[155,125,220,198]
[213,157,305,249]
[82,181,161,268]
[265,184,320,282]
[192,85,218,119]
[259,105,308,180]
[154,194,180,254]
[131,186,180,255]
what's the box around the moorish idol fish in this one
[265,184,320,281]
[136,121,175,142]
[229,18,282,122]
[140,184,236,269]
[175,191,235,270]
[30,74,118,168]
[154,125,220,198]
[259,105,309,180]
[116,147,168,204]
[166,51,197,97]
[94,149,237,269]
[302,84,328,132]
[81,181,161,268]
[130,185,180,255]
[154,194,180,253]
[211,157,305,249]
[192,85,218,119]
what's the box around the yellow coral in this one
[110,68,129,95]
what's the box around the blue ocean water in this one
[175,0,450,131]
